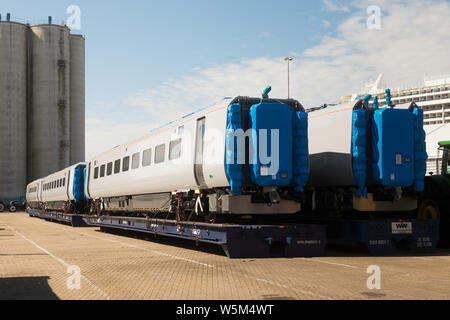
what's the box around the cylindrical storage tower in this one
[29,25,71,181]
[69,34,85,164]
[0,22,28,200]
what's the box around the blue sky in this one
[0,0,351,123]
[1,0,449,159]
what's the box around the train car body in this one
[308,97,427,215]
[26,163,88,212]
[85,96,309,220]
[25,179,42,210]
[28,96,310,222]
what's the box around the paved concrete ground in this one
[0,212,449,300]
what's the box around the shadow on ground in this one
[0,276,60,300]
[97,227,227,257]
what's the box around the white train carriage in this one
[26,163,88,212]
[84,96,310,220]
[307,94,427,214]
[26,179,43,209]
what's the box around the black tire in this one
[0,202,5,213]
[9,205,17,213]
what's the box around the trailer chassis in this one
[27,209,326,258]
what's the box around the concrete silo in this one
[28,24,71,181]
[0,21,28,200]
[69,34,85,163]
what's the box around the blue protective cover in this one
[225,103,243,195]
[412,107,428,192]
[293,111,309,192]
[83,167,88,201]
[73,166,86,203]
[371,108,415,187]
[249,103,293,187]
[352,108,368,198]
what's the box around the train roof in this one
[88,97,234,162]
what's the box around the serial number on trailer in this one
[176,304,275,317]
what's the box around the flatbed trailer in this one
[26,209,326,258]
[304,217,439,255]
[27,209,89,228]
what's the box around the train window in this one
[57,180,60,188]
[100,165,106,178]
[114,159,121,174]
[142,149,152,167]
[178,126,184,135]
[107,162,113,176]
[155,144,166,164]
[169,139,182,160]
[132,153,140,170]
[62,178,65,187]
[123,156,130,172]
[94,167,99,179]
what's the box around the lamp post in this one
[284,57,294,99]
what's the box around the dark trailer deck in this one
[27,210,326,258]
[28,209,88,227]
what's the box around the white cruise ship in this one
[338,74,450,175]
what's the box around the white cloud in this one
[323,0,351,13]
[87,0,450,159]
[85,118,154,160]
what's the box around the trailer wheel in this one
[0,203,5,212]
[8,205,17,213]
[418,199,441,221]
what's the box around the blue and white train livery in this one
[27,96,309,222]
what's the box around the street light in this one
[284,57,294,99]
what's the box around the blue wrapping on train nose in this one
[249,102,293,187]
[73,166,86,203]
[371,108,415,188]
[225,103,244,195]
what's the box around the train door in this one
[66,170,71,200]
[38,181,42,202]
[194,117,207,187]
